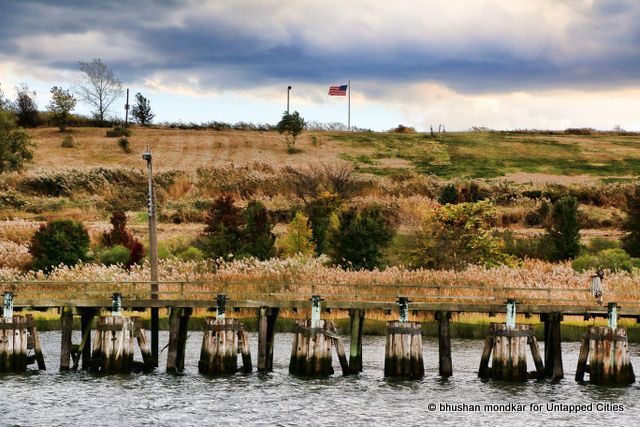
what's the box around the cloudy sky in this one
[1,0,640,131]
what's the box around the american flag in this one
[328,84,348,96]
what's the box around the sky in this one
[1,0,640,131]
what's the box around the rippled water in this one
[1,331,639,426]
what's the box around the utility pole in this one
[125,88,130,126]
[142,147,159,367]
[287,85,292,114]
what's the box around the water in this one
[1,331,639,426]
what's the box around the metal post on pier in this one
[398,297,409,323]
[143,148,159,368]
[3,291,13,319]
[216,294,226,319]
[506,299,516,329]
[311,295,322,327]
[111,293,122,316]
[608,302,618,329]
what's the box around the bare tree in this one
[76,58,123,125]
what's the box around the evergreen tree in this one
[546,196,581,260]
[131,93,155,126]
[622,185,640,257]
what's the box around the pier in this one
[1,280,638,383]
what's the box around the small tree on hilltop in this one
[77,58,124,125]
[0,108,34,174]
[48,86,77,132]
[546,196,581,261]
[131,92,155,126]
[29,219,90,272]
[276,110,305,153]
[622,185,640,257]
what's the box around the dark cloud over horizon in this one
[2,0,640,96]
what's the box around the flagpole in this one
[348,80,351,131]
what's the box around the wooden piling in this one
[257,307,279,372]
[479,323,542,381]
[289,319,336,377]
[528,336,545,379]
[575,326,635,385]
[0,316,31,373]
[79,308,95,370]
[166,307,191,373]
[478,335,494,379]
[348,309,364,374]
[384,321,424,379]
[60,307,73,371]
[437,311,452,377]
[132,317,154,371]
[199,318,251,375]
[90,316,135,373]
[26,314,45,370]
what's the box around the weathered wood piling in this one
[348,309,365,374]
[289,319,349,376]
[437,311,452,377]
[479,301,545,381]
[384,297,424,379]
[0,315,45,372]
[91,315,135,373]
[198,318,252,375]
[166,307,192,373]
[542,312,564,380]
[257,306,279,372]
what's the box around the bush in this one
[100,245,131,266]
[572,248,640,273]
[0,109,34,174]
[118,137,131,153]
[239,200,275,260]
[101,212,145,267]
[546,196,581,261]
[106,125,132,138]
[438,184,458,204]
[622,185,640,257]
[276,110,305,151]
[276,212,316,257]
[61,135,74,148]
[176,246,205,261]
[502,231,556,261]
[327,204,398,270]
[410,201,515,270]
[29,219,90,272]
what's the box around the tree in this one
[0,108,34,174]
[76,58,124,125]
[101,211,145,267]
[327,204,398,270]
[0,83,8,110]
[276,110,305,152]
[239,200,275,260]
[29,220,90,272]
[546,196,581,260]
[622,185,640,257]
[410,201,513,270]
[14,84,39,128]
[48,86,77,131]
[131,92,155,126]
[277,212,316,257]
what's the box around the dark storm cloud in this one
[2,0,640,94]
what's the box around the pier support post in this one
[348,309,364,374]
[199,317,247,375]
[26,314,46,370]
[60,307,73,371]
[257,307,279,372]
[543,312,564,380]
[384,297,424,379]
[436,311,452,377]
[166,307,191,373]
[289,319,336,376]
[80,308,95,370]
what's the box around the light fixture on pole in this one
[287,85,292,113]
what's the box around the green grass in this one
[331,132,640,179]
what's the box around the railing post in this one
[217,294,226,319]
[608,302,618,329]
[506,299,516,329]
[111,293,122,316]
[3,291,13,319]
[398,296,409,323]
[311,295,322,327]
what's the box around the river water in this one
[1,331,638,426]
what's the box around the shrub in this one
[29,219,90,272]
[546,196,581,261]
[276,212,316,257]
[101,212,145,267]
[239,200,275,260]
[502,231,556,261]
[327,204,398,270]
[410,201,515,270]
[0,109,34,174]
[276,110,305,152]
[176,246,205,262]
[572,248,640,273]
[106,124,132,138]
[118,137,131,153]
[622,185,640,257]
[438,184,458,204]
[61,135,74,148]
[197,195,244,259]
[100,245,131,266]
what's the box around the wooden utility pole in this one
[143,148,159,367]
[125,88,130,126]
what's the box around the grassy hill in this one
[24,127,640,181]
